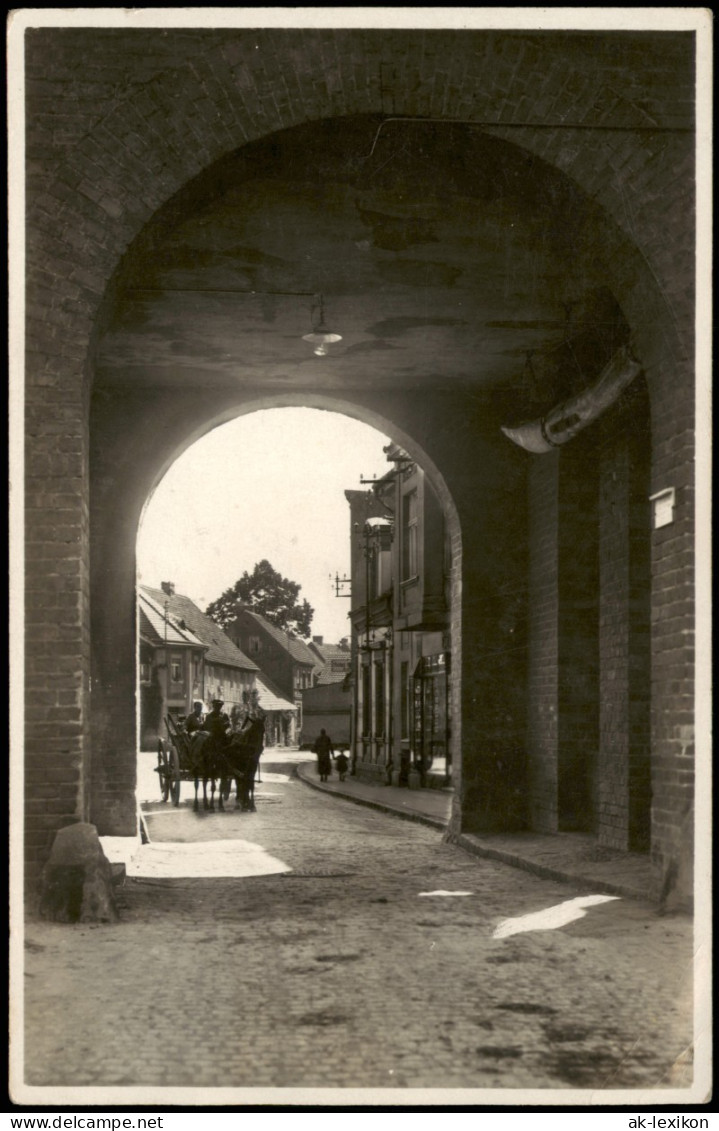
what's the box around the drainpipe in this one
[163,600,169,725]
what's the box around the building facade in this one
[138,588,208,749]
[347,450,452,787]
[225,607,318,744]
[140,584,260,744]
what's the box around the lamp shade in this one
[302,328,343,356]
[302,295,342,356]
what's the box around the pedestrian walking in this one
[334,750,349,781]
[313,729,334,781]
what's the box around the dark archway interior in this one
[99,116,629,414]
[90,114,645,847]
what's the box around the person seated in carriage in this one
[205,698,231,743]
[229,703,248,734]
[184,700,205,735]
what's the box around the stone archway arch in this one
[144,393,462,532]
[27,28,694,371]
[92,390,465,839]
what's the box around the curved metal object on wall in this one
[501,344,643,454]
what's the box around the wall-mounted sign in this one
[649,487,676,530]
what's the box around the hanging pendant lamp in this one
[302,293,342,357]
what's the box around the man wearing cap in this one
[205,699,231,743]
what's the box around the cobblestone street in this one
[22,752,695,1100]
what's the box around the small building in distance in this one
[301,636,352,749]
[225,606,318,744]
[255,672,299,748]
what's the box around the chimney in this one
[312,635,324,645]
[161,581,175,596]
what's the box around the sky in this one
[136,407,392,642]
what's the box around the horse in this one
[186,730,222,812]
[219,717,265,812]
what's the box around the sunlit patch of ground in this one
[493,894,620,938]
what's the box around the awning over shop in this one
[255,675,296,714]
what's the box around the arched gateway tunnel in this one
[24,26,697,910]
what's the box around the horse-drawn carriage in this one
[156,712,264,812]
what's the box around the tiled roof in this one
[139,590,206,649]
[141,586,259,671]
[234,607,318,667]
[315,655,352,685]
[255,674,296,713]
[309,640,351,662]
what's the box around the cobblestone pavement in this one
[22,752,695,1098]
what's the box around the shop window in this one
[375,661,385,736]
[362,664,371,736]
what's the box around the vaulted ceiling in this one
[97,117,629,419]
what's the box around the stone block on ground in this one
[39,823,119,923]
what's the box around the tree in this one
[206,559,314,638]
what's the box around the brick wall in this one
[527,436,601,838]
[457,427,528,834]
[25,352,92,871]
[597,388,652,853]
[644,352,695,905]
[557,437,600,833]
[527,455,559,831]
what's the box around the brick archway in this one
[24,29,696,904]
[26,28,694,362]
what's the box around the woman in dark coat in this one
[313,729,334,782]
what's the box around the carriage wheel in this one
[157,739,171,803]
[169,745,181,807]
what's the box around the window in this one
[140,661,151,684]
[249,636,260,653]
[170,659,182,683]
[402,490,418,579]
